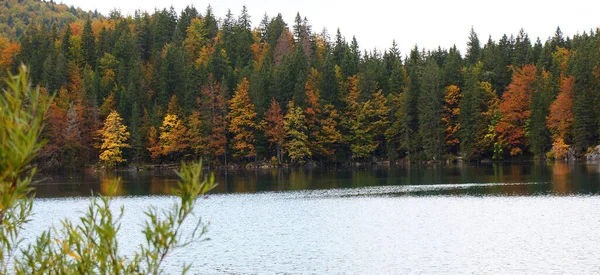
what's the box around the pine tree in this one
[459,62,498,160]
[418,59,444,160]
[81,17,96,68]
[465,27,481,66]
[528,69,553,159]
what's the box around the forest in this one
[0,0,598,170]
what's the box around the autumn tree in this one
[363,90,390,158]
[304,69,343,160]
[261,98,286,164]
[476,81,500,158]
[546,47,574,159]
[496,64,537,156]
[158,114,188,159]
[62,102,85,169]
[0,36,20,75]
[548,76,574,143]
[147,126,162,160]
[460,62,500,159]
[39,89,68,169]
[186,111,204,158]
[284,100,311,163]
[184,18,208,61]
[200,80,227,163]
[341,76,380,160]
[443,85,462,155]
[98,110,130,168]
[227,78,258,160]
[547,76,574,159]
[315,104,343,161]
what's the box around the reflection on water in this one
[25,163,600,273]
[33,162,600,198]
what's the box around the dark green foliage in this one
[465,27,481,66]
[459,64,483,160]
[528,70,553,159]
[2,0,600,167]
[401,46,422,159]
[418,58,444,160]
[512,29,532,67]
[442,45,462,87]
[81,17,96,68]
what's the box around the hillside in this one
[0,0,97,39]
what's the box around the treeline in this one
[0,0,598,170]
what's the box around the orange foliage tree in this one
[147,126,162,161]
[547,76,574,158]
[261,98,286,164]
[200,79,227,163]
[0,37,20,75]
[496,64,537,156]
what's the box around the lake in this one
[23,162,600,273]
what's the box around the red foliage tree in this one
[496,64,537,156]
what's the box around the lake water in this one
[23,162,600,273]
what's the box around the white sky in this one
[59,0,600,57]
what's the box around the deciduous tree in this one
[261,98,285,164]
[284,100,310,163]
[496,64,537,156]
[227,78,257,160]
[98,110,130,167]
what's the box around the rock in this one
[585,145,600,161]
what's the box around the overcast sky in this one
[59,0,600,57]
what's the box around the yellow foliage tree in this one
[227,78,257,160]
[443,85,462,154]
[284,100,311,163]
[159,113,188,158]
[99,110,130,167]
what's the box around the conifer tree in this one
[99,110,130,167]
[227,78,257,160]
[262,98,286,164]
[418,59,444,160]
[284,100,310,163]
[465,27,481,66]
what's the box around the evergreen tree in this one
[401,46,422,159]
[529,69,553,159]
[418,59,444,160]
[81,17,96,68]
[465,27,481,66]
